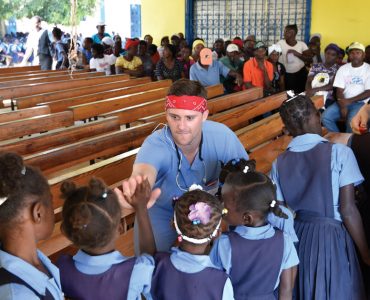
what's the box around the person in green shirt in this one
[219,43,244,93]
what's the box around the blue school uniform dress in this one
[0,249,64,300]
[56,250,154,300]
[270,133,366,300]
[210,225,299,300]
[135,120,248,252]
[148,247,234,300]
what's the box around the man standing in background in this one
[21,16,52,70]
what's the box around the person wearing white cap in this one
[92,22,111,44]
[102,36,114,55]
[268,44,286,93]
[322,42,370,133]
[219,43,244,92]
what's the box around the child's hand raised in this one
[128,177,152,210]
[114,175,161,211]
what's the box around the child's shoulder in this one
[134,253,155,267]
[0,282,41,300]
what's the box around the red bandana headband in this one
[165,95,207,113]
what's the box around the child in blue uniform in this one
[56,178,154,300]
[216,158,298,242]
[271,95,370,299]
[123,176,234,300]
[210,162,299,300]
[0,152,64,300]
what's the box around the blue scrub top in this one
[135,120,248,251]
[270,133,364,221]
[0,249,64,300]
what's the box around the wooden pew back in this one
[41,79,171,113]
[15,77,150,109]
[0,111,74,141]
[0,105,51,123]
[0,74,130,100]
[0,71,105,88]
[0,117,120,156]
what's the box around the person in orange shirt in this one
[243,41,274,96]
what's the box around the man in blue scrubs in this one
[116,79,248,252]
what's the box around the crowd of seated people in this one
[6,20,370,131]
[0,33,27,67]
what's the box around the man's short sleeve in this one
[333,66,345,89]
[135,132,172,174]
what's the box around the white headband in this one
[173,212,221,244]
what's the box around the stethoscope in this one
[174,133,207,192]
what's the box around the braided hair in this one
[60,178,121,251]
[279,95,320,136]
[216,158,256,198]
[225,171,288,219]
[173,190,222,242]
[0,152,51,227]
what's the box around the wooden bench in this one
[0,65,40,74]
[0,74,130,100]
[16,77,151,109]
[100,99,165,125]
[0,68,81,78]
[0,69,89,82]
[210,92,288,131]
[205,84,224,99]
[0,71,105,88]
[0,111,74,141]
[0,105,51,123]
[138,87,264,124]
[69,88,169,121]
[40,79,172,113]
[0,117,120,156]
[24,122,157,176]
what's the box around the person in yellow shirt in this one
[115,39,144,77]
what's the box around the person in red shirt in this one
[243,41,274,96]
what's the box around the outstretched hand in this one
[350,104,369,134]
[114,176,161,211]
